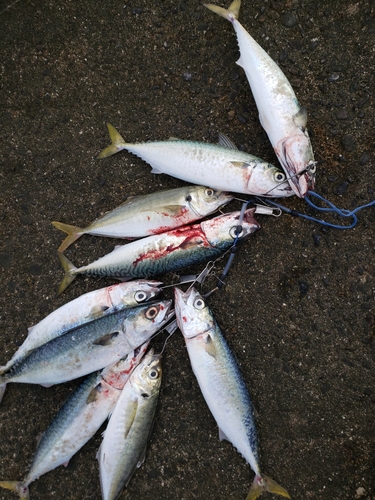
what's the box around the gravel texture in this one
[0,0,374,499]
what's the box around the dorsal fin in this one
[218,132,238,150]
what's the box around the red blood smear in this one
[133,225,210,267]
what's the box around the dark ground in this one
[0,0,375,499]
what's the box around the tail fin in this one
[246,474,291,500]
[204,0,241,21]
[0,481,29,500]
[97,123,127,159]
[51,221,84,252]
[57,252,78,296]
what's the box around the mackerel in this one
[0,280,162,403]
[0,344,149,500]
[0,300,171,388]
[52,186,233,252]
[97,349,162,500]
[174,287,290,500]
[97,123,293,198]
[58,208,260,294]
[205,0,316,197]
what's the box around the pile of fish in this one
[1,0,320,498]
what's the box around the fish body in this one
[0,300,171,387]
[52,186,233,252]
[97,123,293,198]
[97,349,162,500]
[0,345,149,500]
[174,287,290,500]
[205,0,316,197]
[0,280,162,377]
[58,208,260,293]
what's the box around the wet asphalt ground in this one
[1,0,375,499]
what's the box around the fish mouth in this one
[241,208,261,228]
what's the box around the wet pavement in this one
[0,0,375,499]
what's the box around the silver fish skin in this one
[58,208,260,294]
[0,280,162,376]
[97,123,293,198]
[174,287,290,500]
[52,186,233,252]
[204,0,316,198]
[97,348,162,500]
[0,300,171,387]
[0,344,149,500]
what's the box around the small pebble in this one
[336,109,348,120]
[281,11,298,28]
[358,153,370,166]
[182,72,192,82]
[341,134,357,152]
[332,181,349,195]
[29,263,43,276]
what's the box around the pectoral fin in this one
[92,332,119,346]
[86,382,103,404]
[293,106,308,129]
[205,334,217,358]
[124,398,139,439]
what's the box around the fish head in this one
[109,280,163,307]
[100,341,150,389]
[201,208,260,247]
[188,186,234,217]
[174,287,214,339]
[256,165,294,198]
[123,299,173,345]
[275,134,316,198]
[131,348,163,396]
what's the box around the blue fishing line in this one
[263,192,363,229]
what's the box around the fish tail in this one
[0,382,6,403]
[204,0,241,22]
[97,122,127,159]
[0,481,29,500]
[246,474,291,500]
[51,221,83,252]
[57,252,78,296]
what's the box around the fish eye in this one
[194,297,205,310]
[307,161,317,174]
[204,188,214,197]
[229,225,244,239]
[274,171,286,182]
[186,194,192,202]
[145,306,159,319]
[135,290,148,303]
[149,368,159,380]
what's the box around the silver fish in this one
[97,123,293,198]
[0,300,171,388]
[52,186,233,252]
[174,287,290,500]
[97,348,162,500]
[0,280,162,403]
[205,0,316,197]
[0,344,149,500]
[58,208,260,294]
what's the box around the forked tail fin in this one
[97,123,127,159]
[0,481,29,500]
[204,0,241,22]
[51,221,83,252]
[246,474,291,500]
[57,252,78,296]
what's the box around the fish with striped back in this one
[57,208,260,295]
[0,280,162,403]
[0,344,149,500]
[204,0,316,198]
[174,286,291,500]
